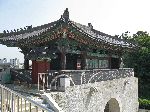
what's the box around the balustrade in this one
[37,68,134,91]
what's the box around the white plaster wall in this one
[50,77,139,112]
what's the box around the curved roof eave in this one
[0,8,138,50]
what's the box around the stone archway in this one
[104,98,120,112]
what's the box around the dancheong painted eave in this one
[0,8,138,51]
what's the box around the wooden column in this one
[81,51,87,69]
[108,54,112,69]
[61,52,66,70]
[118,53,123,68]
[24,58,29,70]
[21,48,30,70]
[119,52,123,68]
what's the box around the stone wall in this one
[50,76,139,112]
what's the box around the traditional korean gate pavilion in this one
[0,8,137,84]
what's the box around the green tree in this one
[123,31,150,78]
[122,31,150,105]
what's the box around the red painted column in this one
[32,60,50,84]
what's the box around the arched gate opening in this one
[104,98,120,112]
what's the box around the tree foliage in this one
[123,31,150,78]
[139,98,150,109]
[122,31,150,104]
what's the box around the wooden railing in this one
[0,83,53,112]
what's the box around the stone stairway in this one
[41,92,64,112]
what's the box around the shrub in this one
[139,98,150,109]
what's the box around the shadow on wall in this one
[85,87,98,109]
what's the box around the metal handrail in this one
[0,83,53,112]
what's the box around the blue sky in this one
[0,0,150,63]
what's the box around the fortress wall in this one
[51,77,138,112]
